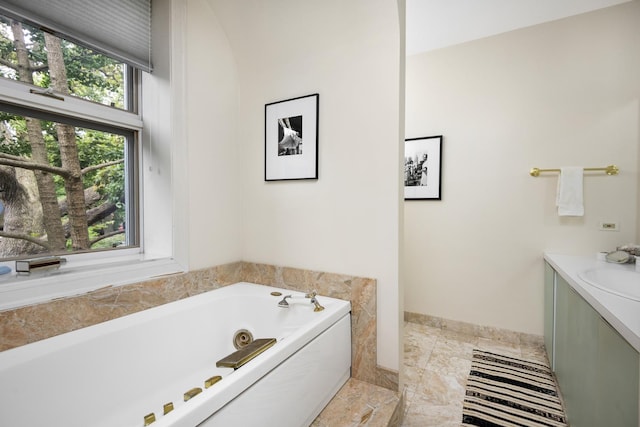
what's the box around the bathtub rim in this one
[0,282,350,364]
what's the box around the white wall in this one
[209,0,404,371]
[177,0,243,269]
[404,2,640,335]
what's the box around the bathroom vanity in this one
[544,253,640,427]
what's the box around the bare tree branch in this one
[0,232,52,250]
[0,154,71,178]
[0,148,122,179]
[0,152,29,162]
[0,58,45,72]
[90,229,124,247]
[63,201,117,238]
[81,158,124,175]
[0,57,17,70]
[31,64,48,72]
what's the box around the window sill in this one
[0,257,185,312]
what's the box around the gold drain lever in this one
[216,338,277,369]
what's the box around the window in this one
[0,16,139,260]
[0,1,180,311]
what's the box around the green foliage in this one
[61,40,125,108]
[0,18,125,106]
[0,23,17,78]
[0,112,31,156]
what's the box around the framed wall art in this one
[265,93,319,181]
[404,135,443,200]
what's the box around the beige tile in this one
[432,332,477,360]
[422,353,471,388]
[476,337,522,358]
[401,392,462,427]
[417,368,467,405]
[519,332,545,348]
[521,345,551,365]
[312,378,400,427]
[404,327,437,369]
[402,364,424,393]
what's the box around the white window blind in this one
[0,0,152,72]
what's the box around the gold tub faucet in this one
[305,291,325,312]
[277,291,324,311]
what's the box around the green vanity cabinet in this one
[543,262,555,366]
[597,317,639,426]
[545,263,639,426]
[554,274,600,426]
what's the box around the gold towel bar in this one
[529,164,619,177]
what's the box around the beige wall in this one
[179,0,244,269]
[207,0,404,371]
[404,2,640,335]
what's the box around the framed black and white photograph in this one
[404,135,442,200]
[265,93,319,181]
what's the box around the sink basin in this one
[578,268,640,301]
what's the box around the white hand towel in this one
[556,167,584,216]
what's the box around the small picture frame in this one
[404,135,443,200]
[265,93,319,181]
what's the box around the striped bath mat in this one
[462,350,567,427]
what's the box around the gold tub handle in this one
[184,387,202,401]
[205,375,222,388]
[143,413,156,425]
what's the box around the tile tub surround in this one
[240,262,396,390]
[0,261,396,391]
[0,262,244,352]
[404,311,545,348]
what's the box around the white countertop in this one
[544,253,640,353]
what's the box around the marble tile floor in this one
[312,378,402,427]
[401,321,551,427]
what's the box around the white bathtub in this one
[0,282,351,427]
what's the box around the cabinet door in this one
[596,318,639,426]
[554,273,570,386]
[544,262,555,368]
[555,275,599,427]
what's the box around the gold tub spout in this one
[216,338,277,369]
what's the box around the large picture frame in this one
[404,135,443,200]
[265,93,319,181]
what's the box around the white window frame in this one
[0,0,186,311]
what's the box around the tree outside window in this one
[0,16,137,259]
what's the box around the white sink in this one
[578,268,640,301]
